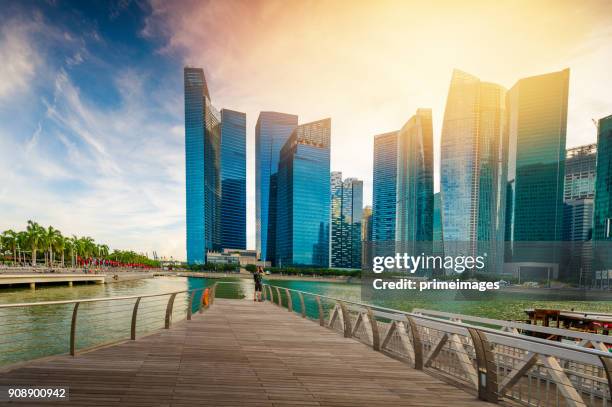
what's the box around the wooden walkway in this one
[0,299,493,406]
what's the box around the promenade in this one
[0,299,489,406]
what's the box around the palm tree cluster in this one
[0,220,159,269]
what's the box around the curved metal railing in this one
[263,283,612,407]
[0,283,218,367]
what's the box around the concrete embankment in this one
[0,267,156,288]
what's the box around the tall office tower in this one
[372,131,398,257]
[275,119,331,267]
[564,144,597,201]
[185,67,221,264]
[331,172,363,268]
[594,115,612,242]
[505,69,569,279]
[255,112,298,264]
[361,206,373,268]
[562,144,596,283]
[396,109,434,256]
[440,70,507,272]
[220,109,247,250]
[433,192,444,257]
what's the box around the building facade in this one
[395,108,434,254]
[594,115,612,242]
[275,119,331,267]
[184,67,221,264]
[565,144,597,201]
[440,70,507,272]
[372,131,398,257]
[255,112,298,264]
[504,69,569,279]
[220,109,247,250]
[331,172,363,269]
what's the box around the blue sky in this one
[0,0,186,259]
[1,0,611,260]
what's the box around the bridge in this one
[1,282,611,406]
[0,273,106,289]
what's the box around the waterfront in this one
[0,276,249,367]
[3,275,612,368]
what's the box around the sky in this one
[0,0,611,260]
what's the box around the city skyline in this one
[1,1,611,260]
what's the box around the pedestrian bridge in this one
[0,282,610,406]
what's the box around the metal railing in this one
[263,283,612,407]
[0,283,218,367]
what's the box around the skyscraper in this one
[372,131,398,257]
[331,172,363,269]
[185,67,221,264]
[220,109,247,250]
[396,109,434,250]
[440,70,507,272]
[505,69,569,278]
[361,205,373,268]
[593,115,612,241]
[255,112,298,263]
[275,118,331,267]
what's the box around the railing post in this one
[366,307,380,351]
[130,297,141,340]
[468,328,499,403]
[315,296,324,326]
[267,285,273,303]
[263,284,268,301]
[600,356,612,401]
[210,283,218,305]
[338,302,352,338]
[70,302,80,356]
[298,292,306,318]
[406,316,423,370]
[165,293,177,329]
[285,289,293,312]
[187,291,195,320]
[275,287,282,306]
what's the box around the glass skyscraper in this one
[440,70,507,271]
[396,108,434,248]
[255,112,298,263]
[372,131,398,257]
[184,67,221,264]
[220,109,246,250]
[331,172,363,269]
[593,115,612,241]
[275,119,331,267]
[505,69,569,278]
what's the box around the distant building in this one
[255,112,298,264]
[564,144,597,201]
[275,119,331,267]
[185,67,221,264]
[330,172,363,269]
[372,131,398,257]
[396,108,434,257]
[504,68,570,280]
[221,249,268,267]
[220,109,247,250]
[361,206,373,269]
[440,70,507,272]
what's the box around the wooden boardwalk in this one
[0,299,493,406]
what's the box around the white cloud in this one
[0,20,40,101]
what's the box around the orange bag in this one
[202,288,210,307]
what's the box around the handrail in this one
[263,282,612,406]
[267,284,612,360]
[0,290,197,308]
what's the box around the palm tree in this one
[54,233,67,267]
[1,230,18,265]
[17,231,28,265]
[26,220,43,267]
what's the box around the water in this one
[0,276,248,367]
[266,279,612,321]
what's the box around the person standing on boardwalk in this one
[253,266,264,302]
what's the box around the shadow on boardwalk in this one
[0,299,493,406]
